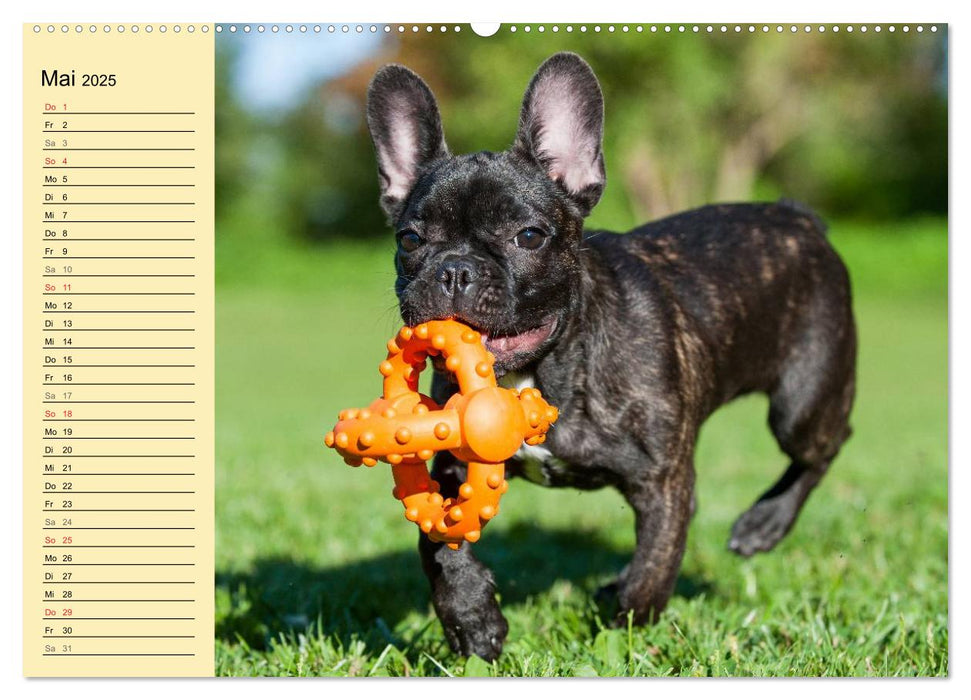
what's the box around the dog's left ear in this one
[514,52,606,215]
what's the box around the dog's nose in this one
[436,259,479,297]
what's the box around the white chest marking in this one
[499,371,568,485]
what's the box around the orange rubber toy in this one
[324,319,558,548]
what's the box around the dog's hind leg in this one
[729,307,856,557]
[613,454,696,625]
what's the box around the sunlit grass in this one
[214,218,947,676]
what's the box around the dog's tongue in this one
[480,320,555,358]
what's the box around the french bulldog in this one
[364,52,856,660]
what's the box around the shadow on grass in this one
[216,523,712,657]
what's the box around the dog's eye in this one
[397,229,423,253]
[513,227,548,250]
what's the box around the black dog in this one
[365,52,856,660]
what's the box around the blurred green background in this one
[213,26,948,676]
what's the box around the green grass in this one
[214,218,947,676]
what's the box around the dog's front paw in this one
[594,572,623,624]
[596,582,631,629]
[438,602,508,661]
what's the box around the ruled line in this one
[41,617,196,620]
[42,435,195,438]
[43,201,196,204]
[42,129,195,133]
[43,364,196,367]
[42,311,196,314]
[43,166,195,168]
[42,111,196,115]
[43,149,195,152]
[43,635,197,638]
[43,401,196,404]
[41,329,195,332]
[42,654,196,657]
[44,599,195,602]
[43,274,196,277]
[41,238,197,241]
[42,383,195,387]
[42,434,195,438]
[44,561,195,566]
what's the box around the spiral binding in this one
[32,24,942,35]
[32,24,211,33]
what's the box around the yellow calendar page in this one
[23,24,215,676]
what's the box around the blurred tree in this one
[215,27,947,243]
[214,40,254,214]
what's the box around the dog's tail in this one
[777,197,829,236]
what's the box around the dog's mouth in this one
[417,314,559,373]
[478,317,558,364]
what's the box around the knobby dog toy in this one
[324,319,558,548]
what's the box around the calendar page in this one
[22,23,215,676]
[20,21,949,679]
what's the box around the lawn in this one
[213,217,948,677]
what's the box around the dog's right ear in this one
[366,65,449,221]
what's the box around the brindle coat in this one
[422,202,856,659]
[365,53,857,661]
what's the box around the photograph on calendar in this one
[212,24,948,676]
